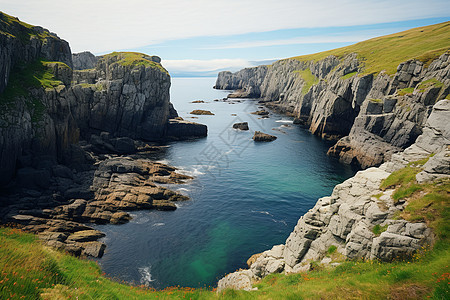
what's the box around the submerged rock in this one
[253,131,277,142]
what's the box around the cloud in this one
[162,59,253,73]
[203,34,374,49]
[1,0,448,53]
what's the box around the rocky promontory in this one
[0,12,206,257]
[218,99,450,292]
[215,22,450,169]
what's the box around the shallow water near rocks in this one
[94,77,356,289]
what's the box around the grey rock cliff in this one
[217,99,449,292]
[215,52,450,168]
[0,13,206,187]
[72,51,98,70]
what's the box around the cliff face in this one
[215,26,450,168]
[0,13,206,187]
[218,99,450,292]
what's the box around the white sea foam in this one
[251,210,273,216]
[177,187,190,192]
[138,266,155,286]
[152,223,165,227]
[275,119,294,124]
[156,159,170,165]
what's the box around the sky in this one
[1,0,449,76]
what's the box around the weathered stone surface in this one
[253,131,277,142]
[217,100,448,290]
[72,51,98,70]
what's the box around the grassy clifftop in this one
[291,21,450,75]
[0,11,51,43]
[103,52,168,75]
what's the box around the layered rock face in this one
[217,100,450,291]
[215,52,450,168]
[0,14,206,187]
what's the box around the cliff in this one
[215,22,450,169]
[0,12,206,187]
[218,99,450,292]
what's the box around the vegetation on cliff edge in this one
[0,59,67,125]
[0,11,52,43]
[290,21,450,75]
[103,52,169,75]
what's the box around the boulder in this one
[190,110,214,115]
[233,122,249,130]
[253,131,277,142]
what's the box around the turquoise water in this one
[94,77,355,289]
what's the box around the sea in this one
[93,77,356,289]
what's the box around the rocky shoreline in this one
[217,99,450,291]
[0,134,194,258]
[0,12,206,258]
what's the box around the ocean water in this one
[93,77,356,289]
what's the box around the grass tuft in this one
[293,68,319,95]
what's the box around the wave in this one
[271,219,288,226]
[155,159,170,165]
[138,266,155,286]
[152,223,165,227]
[251,210,273,217]
[275,119,293,124]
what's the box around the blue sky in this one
[1,0,449,76]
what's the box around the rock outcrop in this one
[217,99,449,291]
[253,131,277,142]
[72,51,98,70]
[215,45,449,168]
[0,13,206,187]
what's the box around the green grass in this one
[341,71,357,80]
[103,52,168,74]
[397,87,415,96]
[417,78,444,92]
[372,224,389,236]
[0,11,51,43]
[293,68,319,95]
[0,59,67,125]
[327,245,337,255]
[289,21,450,75]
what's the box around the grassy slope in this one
[290,21,450,75]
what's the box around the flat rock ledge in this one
[217,99,450,292]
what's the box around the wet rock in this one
[253,131,277,142]
[166,119,207,138]
[251,110,269,116]
[190,109,214,115]
[66,230,105,243]
[81,241,106,258]
[233,122,249,130]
